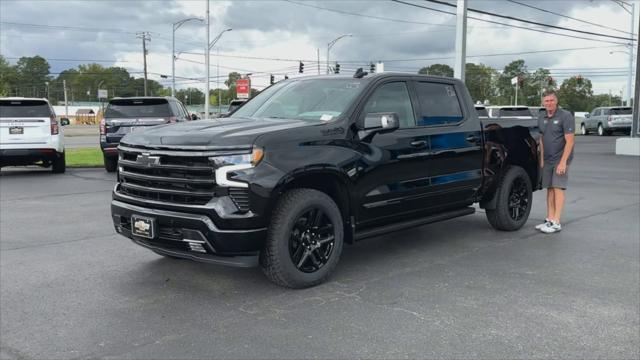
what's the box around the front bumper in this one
[111,199,267,267]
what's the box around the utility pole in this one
[63,80,68,118]
[633,10,640,138]
[137,32,151,96]
[627,3,635,107]
[454,0,468,82]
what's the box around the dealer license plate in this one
[9,127,24,135]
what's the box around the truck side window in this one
[362,82,415,128]
[415,82,464,126]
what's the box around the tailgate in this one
[0,118,51,145]
[106,118,169,136]
[610,115,632,125]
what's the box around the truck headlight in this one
[210,148,264,188]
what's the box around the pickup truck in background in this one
[486,106,535,119]
[111,73,540,288]
[581,106,632,136]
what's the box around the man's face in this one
[543,94,558,113]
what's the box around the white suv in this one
[0,97,66,173]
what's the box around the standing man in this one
[535,90,575,234]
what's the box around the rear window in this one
[499,108,531,117]
[475,107,488,117]
[611,107,632,115]
[0,100,52,118]
[105,99,171,118]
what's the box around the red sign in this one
[236,79,250,99]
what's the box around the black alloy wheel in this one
[508,177,528,222]
[289,207,336,273]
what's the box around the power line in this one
[390,0,630,45]
[0,21,138,35]
[506,0,632,36]
[284,0,456,27]
[420,0,635,42]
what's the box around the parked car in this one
[487,106,534,119]
[581,106,632,136]
[111,73,540,288]
[100,97,191,172]
[474,104,489,118]
[529,106,544,118]
[0,97,66,173]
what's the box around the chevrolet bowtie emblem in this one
[136,154,160,166]
[133,220,150,232]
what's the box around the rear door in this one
[412,80,483,210]
[104,99,172,143]
[0,99,53,146]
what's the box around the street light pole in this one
[172,17,203,98]
[204,27,232,120]
[627,3,635,107]
[454,0,468,82]
[326,34,352,74]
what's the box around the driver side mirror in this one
[190,113,199,121]
[364,112,400,133]
[60,118,70,126]
[585,113,590,118]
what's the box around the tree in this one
[14,56,51,98]
[224,72,242,88]
[496,59,528,105]
[523,68,556,106]
[465,63,496,103]
[558,76,593,112]
[0,55,18,96]
[176,87,205,105]
[589,93,622,111]
[418,64,454,77]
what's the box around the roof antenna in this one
[353,68,368,79]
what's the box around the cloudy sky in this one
[0,0,637,98]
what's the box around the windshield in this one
[231,79,365,122]
[105,99,171,118]
[610,107,632,115]
[0,100,52,118]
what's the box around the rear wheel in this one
[104,154,117,172]
[486,166,532,231]
[260,188,344,288]
[597,124,606,136]
[51,152,66,173]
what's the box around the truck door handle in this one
[410,140,428,148]
[466,135,479,143]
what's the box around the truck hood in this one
[120,117,313,148]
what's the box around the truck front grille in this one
[117,146,219,205]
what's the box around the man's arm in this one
[538,136,544,168]
[556,114,575,175]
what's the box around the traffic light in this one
[334,63,340,74]
[284,75,289,80]
[270,74,274,85]
[370,63,375,73]
[298,61,304,74]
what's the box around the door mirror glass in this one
[60,118,70,126]
[364,112,399,133]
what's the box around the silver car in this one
[581,106,632,136]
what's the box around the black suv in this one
[100,97,192,172]
[111,74,539,288]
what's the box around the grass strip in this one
[66,147,104,168]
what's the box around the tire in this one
[580,123,589,135]
[260,188,344,289]
[51,152,66,173]
[597,124,606,136]
[104,154,117,172]
[485,166,533,231]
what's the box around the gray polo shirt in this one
[538,108,574,165]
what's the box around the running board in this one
[354,207,475,241]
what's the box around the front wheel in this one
[580,124,589,135]
[486,166,533,231]
[260,188,344,288]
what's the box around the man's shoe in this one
[535,219,552,230]
[540,221,562,234]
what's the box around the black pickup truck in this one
[111,73,540,288]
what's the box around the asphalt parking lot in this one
[1,136,638,359]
